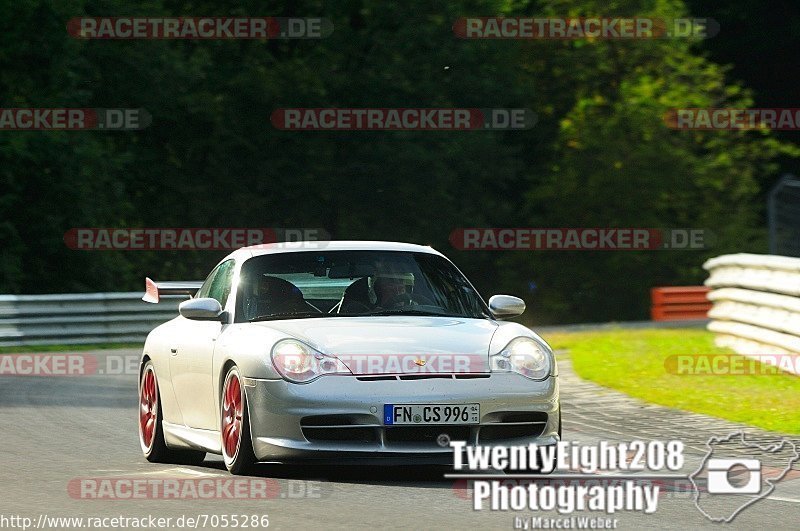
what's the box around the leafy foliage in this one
[0,0,795,323]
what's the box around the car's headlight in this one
[490,337,552,380]
[271,339,352,383]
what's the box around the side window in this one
[207,260,235,307]
[196,265,220,300]
[196,260,235,307]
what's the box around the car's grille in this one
[303,427,379,443]
[398,374,453,381]
[478,412,548,442]
[301,415,380,443]
[384,425,470,444]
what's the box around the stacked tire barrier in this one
[703,253,800,375]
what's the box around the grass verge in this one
[542,328,800,434]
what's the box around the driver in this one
[372,272,415,308]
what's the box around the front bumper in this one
[244,373,560,464]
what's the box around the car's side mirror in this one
[488,295,526,319]
[179,297,225,321]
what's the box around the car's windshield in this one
[235,250,489,322]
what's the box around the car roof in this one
[225,240,445,262]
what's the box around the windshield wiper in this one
[247,311,326,322]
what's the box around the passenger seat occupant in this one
[245,275,307,319]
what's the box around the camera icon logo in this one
[706,458,761,494]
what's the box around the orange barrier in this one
[650,286,711,321]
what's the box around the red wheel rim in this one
[139,367,157,449]
[222,373,243,460]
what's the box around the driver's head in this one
[372,273,414,306]
[250,274,274,298]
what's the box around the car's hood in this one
[261,316,498,374]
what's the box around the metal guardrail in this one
[703,253,800,375]
[0,293,181,346]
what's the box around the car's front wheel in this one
[139,360,206,465]
[221,366,257,475]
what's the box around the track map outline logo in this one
[689,431,799,523]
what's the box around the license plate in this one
[384,404,480,425]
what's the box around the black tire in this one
[221,366,258,475]
[139,360,206,466]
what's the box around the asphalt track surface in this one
[1,348,798,530]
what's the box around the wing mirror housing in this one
[488,295,526,319]
[179,297,226,322]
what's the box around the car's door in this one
[169,259,235,430]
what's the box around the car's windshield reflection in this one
[236,250,489,322]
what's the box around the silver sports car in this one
[139,241,560,474]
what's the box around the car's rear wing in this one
[142,277,203,303]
